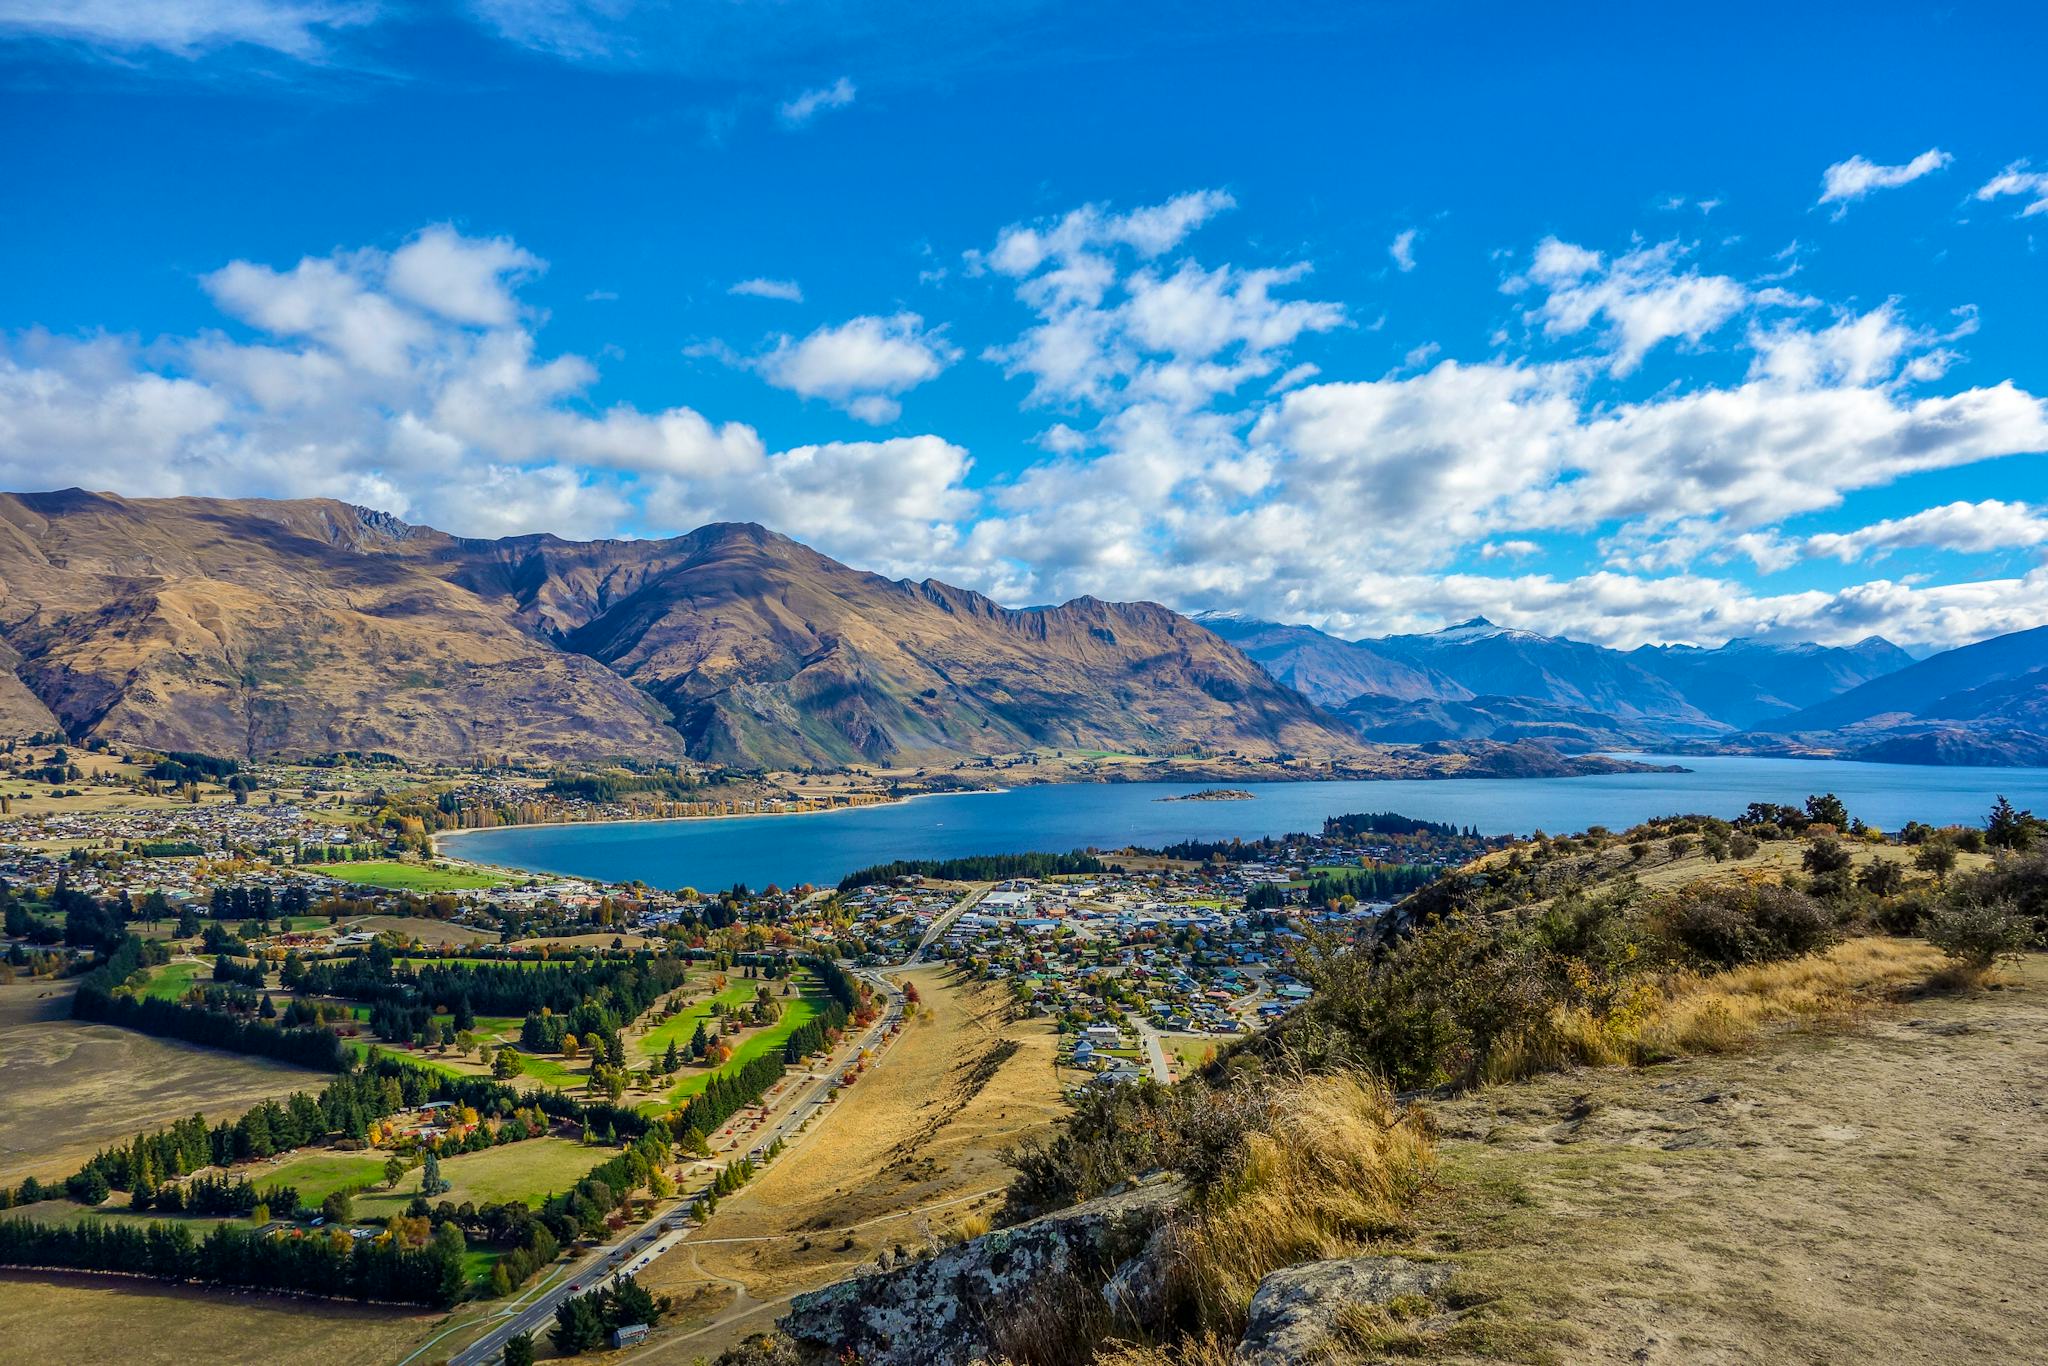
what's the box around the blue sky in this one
[3,1,2047,649]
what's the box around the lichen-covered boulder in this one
[1235,1255,1451,1365]
[779,1180,1178,1365]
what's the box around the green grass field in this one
[634,981,760,1061]
[507,1050,582,1087]
[257,1150,389,1206]
[353,1137,599,1220]
[345,1039,471,1079]
[646,987,827,1113]
[0,1197,231,1234]
[332,861,513,892]
[136,960,202,1000]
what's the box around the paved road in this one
[1131,1018,1173,1083]
[903,883,989,965]
[450,967,906,1366]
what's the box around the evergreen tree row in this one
[837,850,1106,890]
[0,1217,467,1308]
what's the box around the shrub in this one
[1802,836,1853,876]
[1657,882,1834,969]
[1924,898,2037,971]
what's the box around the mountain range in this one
[3,489,2042,771]
[0,490,1362,768]
[1200,611,2048,766]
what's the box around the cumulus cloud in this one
[729,277,804,302]
[0,227,979,557]
[778,76,856,127]
[1803,500,2048,563]
[753,313,957,422]
[6,195,2048,653]
[0,0,372,58]
[1976,161,2048,217]
[928,195,2048,650]
[1817,148,1953,213]
[1515,237,1748,375]
[384,226,540,326]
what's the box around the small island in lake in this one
[1156,787,1256,802]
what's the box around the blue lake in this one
[442,755,2048,892]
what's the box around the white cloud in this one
[8,198,2048,654]
[1804,500,2048,563]
[0,0,372,58]
[385,225,540,327]
[754,313,957,421]
[729,277,804,303]
[979,190,1235,280]
[982,194,1340,414]
[1389,228,1419,272]
[1516,237,1748,375]
[1480,540,1540,560]
[778,76,856,127]
[0,229,979,557]
[1817,148,1952,213]
[1975,161,2048,217]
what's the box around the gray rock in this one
[779,1179,1178,1365]
[1100,1220,1173,1329]
[1235,1255,1451,1366]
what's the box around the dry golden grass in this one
[634,965,1066,1358]
[1091,1334,1239,1366]
[1481,936,1947,1086]
[1642,935,1944,1053]
[0,1271,439,1366]
[0,978,331,1185]
[1167,1075,1436,1338]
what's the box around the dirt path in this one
[1422,958,2048,1364]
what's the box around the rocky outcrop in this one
[1234,1255,1452,1365]
[778,1179,1178,1365]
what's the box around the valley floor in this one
[626,965,1067,1361]
[1419,957,2048,1364]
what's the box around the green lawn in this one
[634,981,760,1061]
[345,1039,471,1079]
[332,861,513,892]
[507,1049,583,1087]
[136,960,202,1000]
[353,1137,600,1221]
[0,1197,230,1234]
[257,1150,389,1207]
[646,988,827,1113]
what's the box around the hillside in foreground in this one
[743,809,2048,1365]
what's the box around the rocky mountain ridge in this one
[1205,610,2048,765]
[0,489,1365,769]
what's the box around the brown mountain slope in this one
[0,490,1362,767]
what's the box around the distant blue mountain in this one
[1203,611,1918,750]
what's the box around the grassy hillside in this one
[772,807,2046,1366]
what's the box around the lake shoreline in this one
[435,752,1686,858]
[436,756,2048,892]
